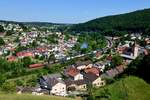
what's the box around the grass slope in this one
[0,94,78,100]
[92,76,150,100]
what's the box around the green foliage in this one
[64,34,71,41]
[26,76,37,87]
[22,57,32,67]
[74,32,106,53]
[0,25,4,32]
[127,54,150,83]
[70,9,150,36]
[46,34,58,44]
[48,64,63,73]
[48,53,56,64]
[89,76,150,100]
[112,54,123,67]
[0,58,26,79]
[15,80,23,86]
[0,94,75,100]
[30,40,38,48]
[0,37,5,46]
[15,46,27,53]
[104,77,115,84]
[1,81,16,93]
[126,56,143,75]
[5,30,15,36]
[19,23,27,31]
[0,75,6,85]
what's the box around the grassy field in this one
[0,94,79,100]
[91,76,150,100]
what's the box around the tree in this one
[31,40,38,48]
[22,57,32,67]
[5,30,14,36]
[0,25,4,32]
[112,54,123,67]
[136,54,150,83]
[126,54,150,83]
[1,81,16,93]
[0,74,6,85]
[126,56,142,75]
[15,45,27,53]
[0,37,5,46]
[48,53,56,64]
[70,9,150,36]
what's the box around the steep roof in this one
[66,67,80,77]
[29,63,44,68]
[85,67,100,76]
[64,79,86,86]
[83,72,98,82]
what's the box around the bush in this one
[1,81,16,93]
[104,77,115,84]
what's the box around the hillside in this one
[0,94,78,100]
[70,9,150,36]
[0,20,67,27]
[90,76,150,100]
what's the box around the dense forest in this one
[126,54,150,83]
[0,20,64,26]
[70,9,150,36]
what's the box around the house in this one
[29,63,45,69]
[65,67,83,80]
[84,67,100,76]
[16,51,34,58]
[116,65,125,74]
[75,61,92,70]
[7,56,17,62]
[65,80,87,91]
[144,49,149,55]
[84,72,105,87]
[93,63,105,72]
[49,78,66,95]
[105,68,119,78]
[38,74,66,95]
[145,38,150,44]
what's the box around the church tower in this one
[133,42,139,58]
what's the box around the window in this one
[101,82,104,86]
[83,85,86,88]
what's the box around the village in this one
[0,22,150,97]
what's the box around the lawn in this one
[0,94,79,100]
[91,76,150,100]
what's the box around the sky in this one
[0,0,149,23]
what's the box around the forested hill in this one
[0,20,68,27]
[70,9,150,36]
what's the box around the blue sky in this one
[0,0,149,23]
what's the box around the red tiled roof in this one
[67,67,80,77]
[85,67,100,76]
[7,56,17,62]
[29,63,44,68]
[36,47,47,52]
[16,52,34,57]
